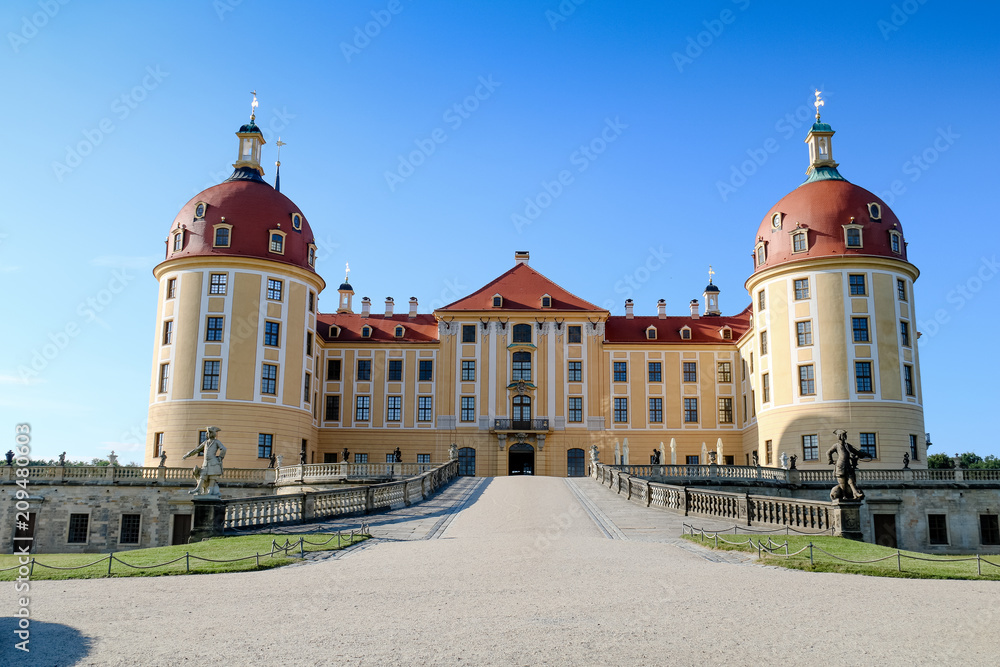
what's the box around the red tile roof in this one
[440,263,604,312]
[317,313,439,344]
[604,306,752,344]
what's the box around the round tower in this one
[145,103,326,468]
[745,97,925,469]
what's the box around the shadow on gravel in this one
[0,617,93,665]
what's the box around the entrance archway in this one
[508,442,534,475]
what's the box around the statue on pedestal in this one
[394,447,402,463]
[58,452,66,466]
[902,452,910,469]
[268,452,276,468]
[751,451,759,467]
[158,450,167,468]
[780,452,789,470]
[590,444,600,466]
[449,443,458,461]
[276,455,284,468]
[5,450,13,466]
[183,426,227,497]
[341,448,350,464]
[827,429,870,501]
[107,451,119,467]
[650,449,660,465]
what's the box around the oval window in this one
[292,213,302,230]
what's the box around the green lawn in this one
[683,532,1000,581]
[0,532,368,580]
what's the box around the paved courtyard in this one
[6,476,996,666]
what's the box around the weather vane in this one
[345,262,350,282]
[250,90,259,121]
[814,89,824,121]
[708,265,715,283]
[275,137,286,165]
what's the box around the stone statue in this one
[751,451,759,467]
[669,439,676,465]
[58,452,66,466]
[158,450,167,468]
[449,444,458,461]
[394,447,402,463]
[789,454,797,470]
[107,450,119,467]
[341,447,350,464]
[183,426,227,497]
[589,444,600,465]
[708,451,717,464]
[902,452,910,469]
[276,455,283,468]
[651,449,660,465]
[614,440,621,466]
[300,448,307,465]
[827,429,870,501]
[5,450,14,466]
[622,438,630,466]
[780,452,789,469]
[268,452,276,468]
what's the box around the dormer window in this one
[889,231,902,254]
[291,212,302,231]
[680,326,691,340]
[269,231,286,254]
[194,202,207,219]
[307,244,316,267]
[791,231,808,253]
[720,327,733,340]
[868,203,881,221]
[646,326,657,340]
[755,243,766,267]
[771,212,782,229]
[394,325,404,338]
[329,325,341,338]
[361,325,372,338]
[843,224,863,248]
[541,294,552,308]
[492,294,503,308]
[213,224,232,248]
[173,230,184,251]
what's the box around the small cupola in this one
[803,90,844,183]
[233,92,266,177]
[337,263,354,314]
[703,266,721,316]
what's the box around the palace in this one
[145,97,925,476]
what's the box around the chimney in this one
[408,296,418,318]
[361,297,371,318]
[625,299,634,319]
[657,299,666,319]
[385,297,394,317]
[514,251,530,266]
[689,299,700,319]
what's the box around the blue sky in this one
[1,0,997,463]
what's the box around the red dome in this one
[753,179,908,273]
[166,178,316,272]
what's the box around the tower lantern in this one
[233,91,266,176]
[805,89,838,176]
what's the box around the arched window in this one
[394,326,404,338]
[270,233,284,253]
[512,351,531,381]
[512,323,531,343]
[361,326,372,338]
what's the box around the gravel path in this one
[6,476,996,666]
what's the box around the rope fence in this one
[683,524,1000,576]
[0,527,370,578]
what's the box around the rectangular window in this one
[684,398,698,423]
[209,273,228,295]
[649,398,663,423]
[67,513,90,544]
[648,362,662,382]
[796,321,813,346]
[419,360,433,381]
[852,317,869,342]
[306,332,313,357]
[417,396,433,421]
[904,365,914,396]
[855,361,873,393]
[757,290,765,311]
[928,514,949,545]
[325,395,340,421]
[267,278,283,301]
[846,228,862,247]
[202,360,221,391]
[718,397,733,424]
[386,396,402,421]
[568,325,582,343]
[154,432,164,457]
[849,274,867,295]
[355,453,368,463]
[717,362,732,383]
[462,324,476,343]
[686,455,699,465]
[257,434,273,459]
[794,278,810,300]
[198,430,208,445]
[357,359,371,381]
[460,396,476,422]
[900,321,910,347]
[897,279,907,301]
[388,359,403,382]
[461,360,475,382]
[264,321,280,347]
[327,359,341,381]
[765,440,773,466]
[158,363,169,393]
[355,396,370,421]
[793,233,807,252]
[802,434,819,461]
[909,434,918,460]
[166,278,176,299]
[511,353,532,382]
[859,432,877,458]
[762,373,770,403]
[683,362,697,383]
[568,397,583,422]
[799,365,815,395]
[261,364,278,394]
[613,397,628,423]
[613,362,627,382]
[567,361,582,382]
[303,373,311,402]
[980,515,1000,546]
[206,316,224,342]
[162,320,173,345]
[308,291,315,312]
[119,514,141,545]
[759,331,768,356]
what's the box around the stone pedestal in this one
[832,500,864,541]
[189,498,225,543]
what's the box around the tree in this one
[926,453,953,469]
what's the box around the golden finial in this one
[345,262,350,282]
[814,89,824,121]
[250,90,259,121]
[708,265,715,283]
[275,137,286,166]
